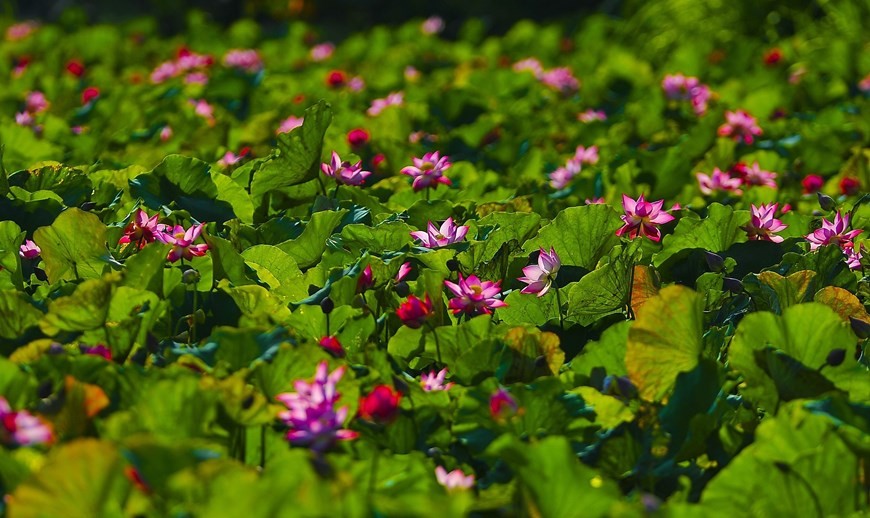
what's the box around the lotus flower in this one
[801,174,824,194]
[401,151,452,191]
[155,224,209,262]
[740,162,777,188]
[742,204,787,243]
[358,385,401,425]
[718,110,762,145]
[321,151,372,186]
[548,160,581,189]
[435,466,475,491]
[367,92,404,116]
[25,91,49,114]
[277,115,304,134]
[574,145,599,165]
[615,194,676,242]
[444,274,506,316]
[119,210,161,249]
[489,387,519,421]
[411,218,469,248]
[222,49,262,73]
[805,212,862,251]
[840,177,861,196]
[421,16,445,35]
[696,168,743,195]
[662,74,711,115]
[421,368,453,391]
[318,336,345,358]
[539,67,580,93]
[395,262,412,282]
[578,109,607,123]
[310,43,335,62]
[275,362,359,451]
[396,294,434,329]
[843,242,864,270]
[19,239,40,259]
[518,247,560,297]
[357,265,374,293]
[0,397,52,447]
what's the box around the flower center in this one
[470,284,483,296]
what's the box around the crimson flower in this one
[444,274,506,316]
[489,388,519,422]
[743,204,787,243]
[802,174,824,194]
[358,385,401,425]
[615,194,676,242]
[347,128,370,149]
[396,294,434,329]
[357,265,374,293]
[81,86,100,105]
[66,59,85,77]
[318,336,345,358]
[155,224,209,262]
[840,177,861,196]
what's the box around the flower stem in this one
[426,321,443,365]
[367,448,380,510]
[554,284,565,330]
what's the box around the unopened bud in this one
[704,252,725,273]
[826,348,846,367]
[320,297,335,314]
[817,192,836,212]
[182,268,200,285]
[394,281,410,297]
[723,277,744,293]
[849,317,870,340]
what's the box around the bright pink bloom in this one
[489,388,519,421]
[539,67,580,94]
[14,111,33,127]
[518,247,560,297]
[444,274,506,316]
[435,466,475,491]
[367,92,404,116]
[222,49,262,73]
[843,242,864,270]
[81,344,112,361]
[860,73,870,93]
[183,72,209,85]
[662,74,711,115]
[176,48,213,71]
[310,43,335,62]
[548,165,578,190]
[358,385,401,425]
[277,115,304,134]
[326,70,347,88]
[513,58,544,77]
[150,61,178,83]
[347,128,370,148]
[217,147,250,168]
[321,151,372,186]
[19,239,40,259]
[743,204,787,243]
[395,262,412,282]
[155,224,209,262]
[357,264,374,293]
[802,174,824,194]
[119,210,160,249]
[574,145,599,165]
[840,177,861,196]
[585,197,606,205]
[396,295,434,329]
[578,109,607,123]
[421,16,445,35]
[81,86,100,105]
[25,91,49,114]
[401,151,452,191]
[5,22,38,42]
[805,212,862,251]
[410,218,469,248]
[718,110,762,145]
[615,194,676,242]
[421,368,453,391]
[741,162,777,188]
[348,76,366,92]
[275,361,359,451]
[189,99,215,125]
[696,168,743,195]
[66,59,85,77]
[318,336,345,358]
[157,126,172,142]
[0,397,52,447]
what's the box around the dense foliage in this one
[0,1,868,516]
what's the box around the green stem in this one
[554,284,565,330]
[325,311,331,337]
[426,321,443,366]
[367,448,380,512]
[260,425,267,469]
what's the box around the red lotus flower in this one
[66,59,85,77]
[318,336,345,358]
[357,264,374,293]
[347,128,370,149]
[358,385,401,425]
[396,294,434,329]
[840,177,860,196]
[326,70,346,88]
[763,48,783,66]
[81,86,100,105]
[802,174,824,194]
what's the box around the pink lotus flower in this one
[319,336,345,358]
[662,74,711,115]
[404,66,421,82]
[615,194,676,242]
[189,99,215,125]
[176,48,213,71]
[19,239,40,259]
[513,58,544,76]
[155,224,209,262]
[585,197,606,205]
[518,247,560,297]
[25,91,49,114]
[421,368,454,391]
[217,147,250,168]
[401,151,452,191]
[277,115,304,134]
[357,264,374,293]
[184,72,209,85]
[421,16,445,35]
[395,262,412,282]
[805,212,862,251]
[410,218,469,248]
[14,111,33,127]
[347,128,370,148]
[222,49,263,73]
[348,76,366,92]
[310,43,335,62]
[742,204,787,243]
[396,294,434,329]
[574,145,599,165]
[119,210,160,249]
[578,109,607,123]
[275,361,359,451]
[696,168,743,195]
[320,151,372,186]
[5,21,38,42]
[843,242,864,270]
[740,162,777,188]
[548,165,578,190]
[80,344,112,361]
[0,397,52,447]
[150,61,178,83]
[860,73,870,93]
[489,387,519,421]
[367,92,404,116]
[444,274,506,316]
[718,110,762,145]
[435,466,475,491]
[539,67,580,94]
[159,125,173,141]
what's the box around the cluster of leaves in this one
[0,1,869,516]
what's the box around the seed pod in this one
[320,297,335,315]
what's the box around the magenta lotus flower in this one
[574,145,599,166]
[25,91,49,114]
[401,151,452,191]
[489,387,519,421]
[15,111,34,127]
[548,161,581,190]
[843,242,864,270]
[156,224,209,262]
[444,274,507,316]
[696,168,743,195]
[396,294,434,329]
[5,21,38,42]
[718,110,762,144]
[19,239,40,259]
[662,74,711,115]
[585,197,606,205]
[615,194,676,242]
[0,397,52,447]
[275,361,359,452]
[310,42,335,62]
[150,61,178,83]
[518,247,560,297]
[277,115,304,134]
[395,262,412,282]
[743,204,787,243]
[321,151,372,186]
[119,209,160,249]
[367,92,404,116]
[860,73,870,93]
[159,125,173,141]
[357,264,374,293]
[805,212,862,251]
[318,336,345,358]
[539,67,580,94]
[411,218,469,248]
[578,109,607,123]
[222,49,263,73]
[183,72,208,85]
[435,466,475,491]
[421,368,454,392]
[189,99,215,125]
[741,162,777,188]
